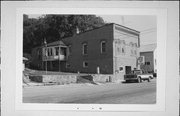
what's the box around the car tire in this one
[126,80,130,83]
[137,77,141,83]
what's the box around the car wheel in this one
[126,80,130,83]
[137,77,141,83]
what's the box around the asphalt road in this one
[23,79,156,104]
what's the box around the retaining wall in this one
[29,75,77,84]
[28,74,120,85]
[42,75,77,84]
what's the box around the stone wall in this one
[28,74,120,85]
[92,74,114,83]
[29,75,77,84]
[42,75,77,84]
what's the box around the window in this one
[55,47,59,56]
[122,40,125,45]
[122,47,125,53]
[119,67,123,72]
[134,43,137,47]
[101,41,106,53]
[50,48,53,56]
[83,61,88,68]
[129,42,133,47]
[131,49,133,55]
[61,47,67,56]
[145,62,150,65]
[117,47,120,53]
[47,48,50,56]
[47,48,53,56]
[82,43,88,55]
[134,50,137,55]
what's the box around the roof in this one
[46,40,67,47]
[23,57,28,61]
[140,44,157,52]
[112,23,140,34]
[35,23,139,48]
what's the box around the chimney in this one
[72,27,80,36]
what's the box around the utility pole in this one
[59,40,61,72]
[44,38,47,75]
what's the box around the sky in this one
[28,14,157,45]
[99,15,157,45]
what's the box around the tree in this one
[23,15,105,54]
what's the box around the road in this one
[23,79,156,104]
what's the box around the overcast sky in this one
[28,14,156,45]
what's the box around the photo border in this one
[15,7,167,112]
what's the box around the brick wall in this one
[140,52,154,73]
[63,24,114,74]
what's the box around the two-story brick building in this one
[31,23,140,80]
[140,44,157,73]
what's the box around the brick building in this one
[140,44,157,73]
[31,23,140,80]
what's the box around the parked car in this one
[124,70,153,83]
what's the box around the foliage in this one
[23,14,105,54]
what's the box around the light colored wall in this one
[113,24,140,80]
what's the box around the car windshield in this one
[133,70,141,74]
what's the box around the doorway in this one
[125,66,131,74]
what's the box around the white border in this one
[15,8,167,111]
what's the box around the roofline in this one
[32,23,140,49]
[140,43,157,46]
[112,23,140,34]
[140,51,154,53]
[61,23,140,40]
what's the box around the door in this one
[125,66,131,74]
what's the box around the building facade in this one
[140,44,157,73]
[31,23,140,80]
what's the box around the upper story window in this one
[122,47,125,53]
[134,50,137,55]
[47,48,53,56]
[101,41,106,53]
[134,43,138,47]
[122,40,125,45]
[82,43,88,55]
[61,47,67,56]
[131,49,133,55]
[47,48,51,56]
[55,47,59,56]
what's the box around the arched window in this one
[134,50,137,55]
[82,43,88,55]
[101,41,106,53]
[122,47,125,53]
[134,43,137,47]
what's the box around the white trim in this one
[100,41,106,53]
[82,43,88,55]
[83,61,88,68]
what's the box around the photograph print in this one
[22,14,157,104]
